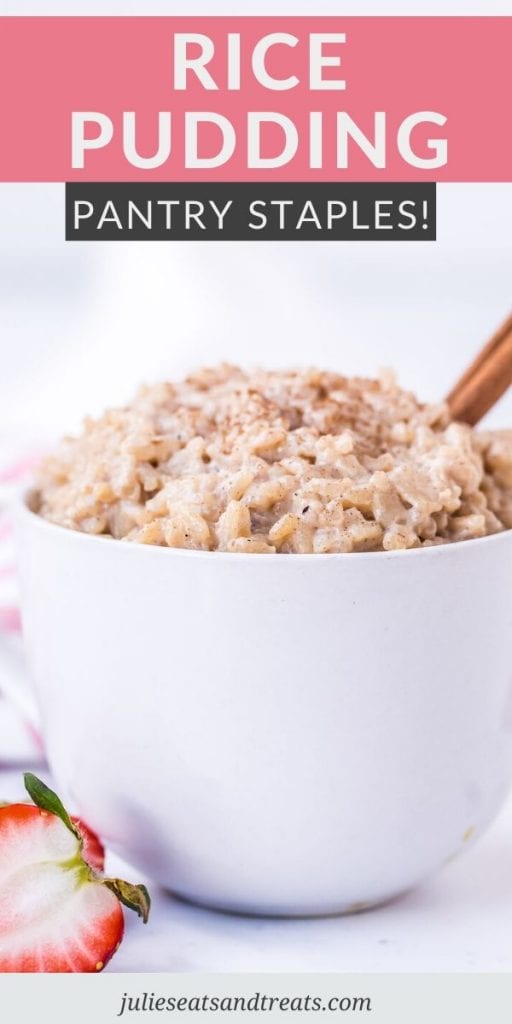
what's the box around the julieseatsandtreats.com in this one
[116,991,372,1016]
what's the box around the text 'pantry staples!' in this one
[65,183,437,241]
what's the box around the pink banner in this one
[0,16,510,182]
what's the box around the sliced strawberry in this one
[72,818,105,873]
[0,775,149,973]
[0,807,105,874]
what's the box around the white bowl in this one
[10,497,512,916]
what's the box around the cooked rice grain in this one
[35,365,512,553]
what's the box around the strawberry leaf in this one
[23,773,82,844]
[104,879,151,923]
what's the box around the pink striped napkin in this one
[0,446,46,765]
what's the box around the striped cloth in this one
[0,445,45,765]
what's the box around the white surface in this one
[2,751,512,973]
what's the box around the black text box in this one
[66,182,436,241]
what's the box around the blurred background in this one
[1,0,511,448]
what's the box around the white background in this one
[0,0,511,440]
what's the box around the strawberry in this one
[0,803,105,873]
[0,773,150,973]
[72,817,105,873]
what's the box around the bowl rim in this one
[15,487,512,564]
